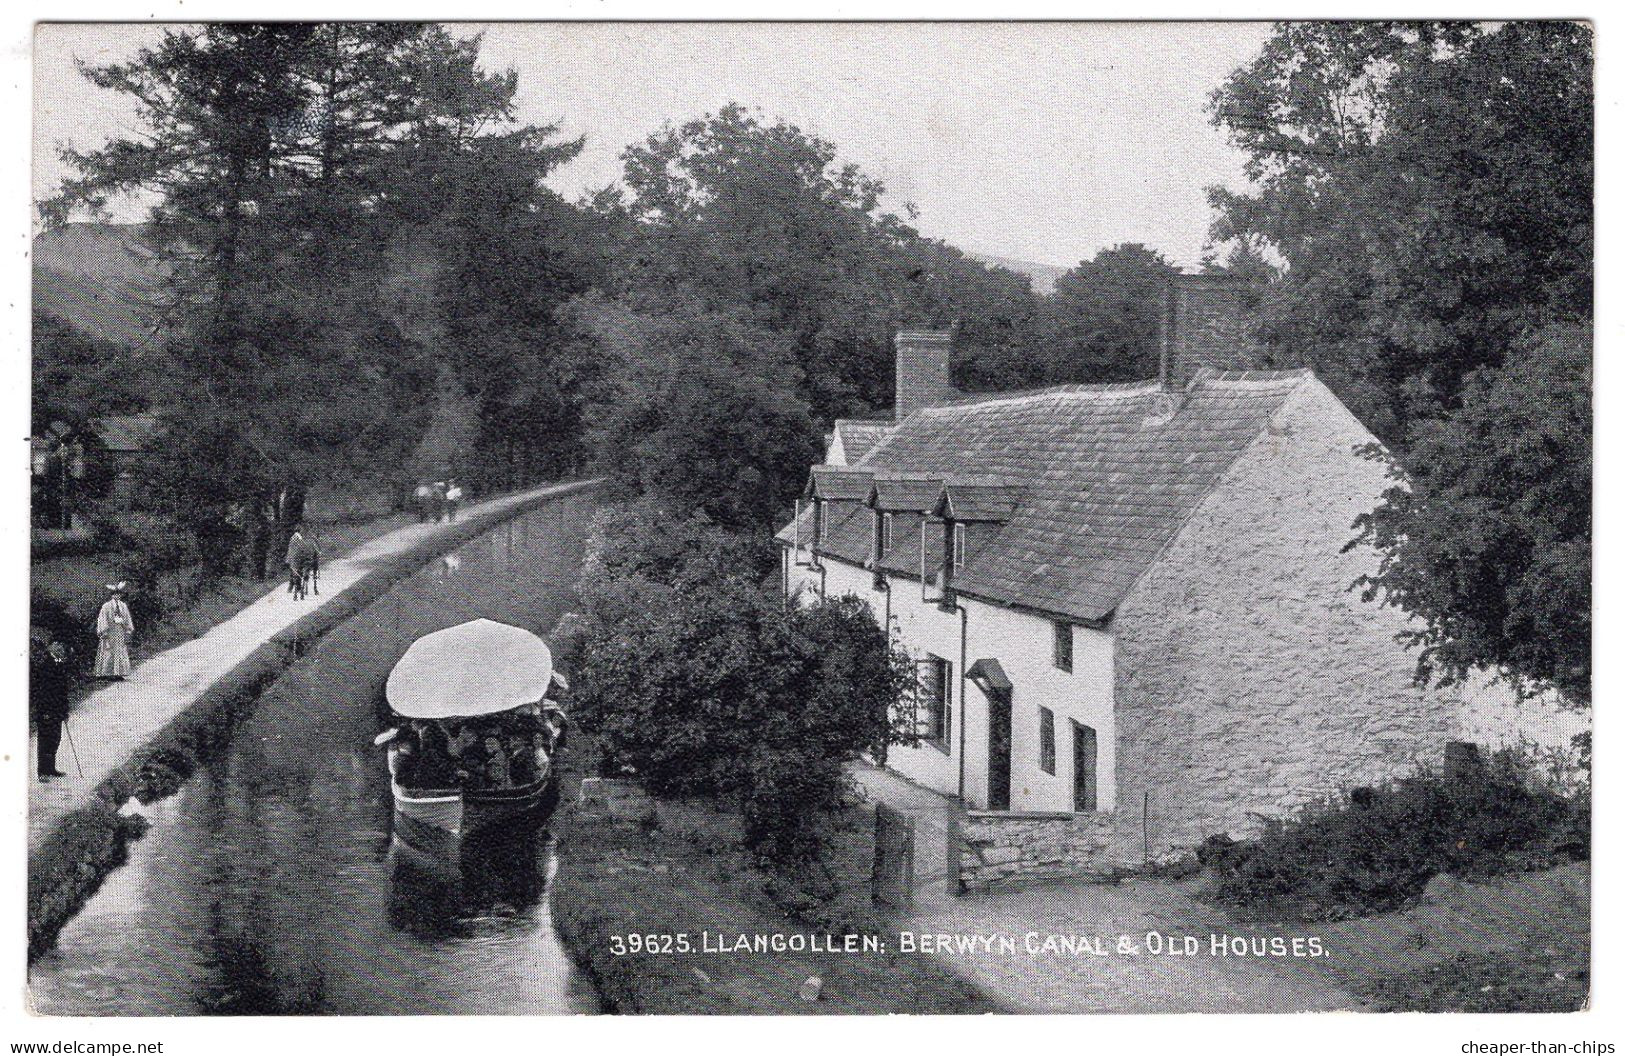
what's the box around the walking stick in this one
[61,717,85,778]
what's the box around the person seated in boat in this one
[507,734,538,786]
[542,703,568,751]
[531,731,552,777]
[392,732,421,788]
[447,722,479,761]
[413,722,457,789]
[483,753,512,789]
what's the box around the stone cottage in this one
[776,275,1495,886]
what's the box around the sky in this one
[32,21,1275,270]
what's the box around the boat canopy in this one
[386,618,555,720]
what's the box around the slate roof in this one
[831,419,895,465]
[778,369,1314,624]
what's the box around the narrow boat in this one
[378,618,568,855]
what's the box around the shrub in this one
[573,501,915,863]
[1205,748,1587,920]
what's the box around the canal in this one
[29,492,600,1015]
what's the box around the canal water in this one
[29,493,600,1015]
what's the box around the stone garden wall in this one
[956,810,1121,892]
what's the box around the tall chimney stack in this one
[1158,274,1269,392]
[894,330,958,421]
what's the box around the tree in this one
[1350,324,1590,704]
[46,25,593,569]
[1209,21,1592,442]
[603,104,1048,421]
[565,291,824,532]
[1040,243,1180,385]
[31,310,151,432]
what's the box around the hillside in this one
[966,251,1068,296]
[33,223,168,350]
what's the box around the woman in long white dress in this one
[93,582,134,679]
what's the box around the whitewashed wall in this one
[787,552,1116,813]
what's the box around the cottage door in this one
[987,688,1012,811]
[1071,721,1098,812]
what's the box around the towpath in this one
[852,763,1366,1013]
[27,482,590,853]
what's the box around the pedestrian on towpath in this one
[432,482,448,523]
[93,582,134,679]
[31,636,73,780]
[286,527,320,599]
[445,480,464,522]
[413,481,433,523]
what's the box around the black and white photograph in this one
[11,11,1604,1046]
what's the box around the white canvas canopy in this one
[385,618,554,720]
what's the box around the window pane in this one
[1039,708,1056,775]
[915,656,949,742]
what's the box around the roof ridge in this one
[921,381,1160,415]
[1189,366,1315,386]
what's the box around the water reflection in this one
[29,494,598,1016]
[388,827,551,941]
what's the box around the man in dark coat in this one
[31,637,73,780]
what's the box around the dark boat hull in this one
[391,775,558,859]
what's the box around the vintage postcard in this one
[20,16,1594,1039]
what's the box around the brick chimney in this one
[1158,274,1268,392]
[894,330,958,421]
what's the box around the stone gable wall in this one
[1111,376,1462,858]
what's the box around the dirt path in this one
[26,482,586,853]
[852,763,1365,1013]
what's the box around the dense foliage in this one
[1350,324,1591,701]
[44,25,588,572]
[1210,21,1592,702]
[31,310,151,432]
[570,500,914,861]
[1200,748,1588,921]
[563,293,823,533]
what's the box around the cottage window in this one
[916,655,951,747]
[814,499,826,545]
[881,512,894,555]
[1039,707,1056,775]
[952,523,966,569]
[1052,620,1073,672]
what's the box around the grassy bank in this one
[548,751,1003,1014]
[1293,863,1590,1012]
[27,481,600,962]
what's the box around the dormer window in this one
[881,512,894,555]
[952,523,966,569]
[814,498,826,545]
